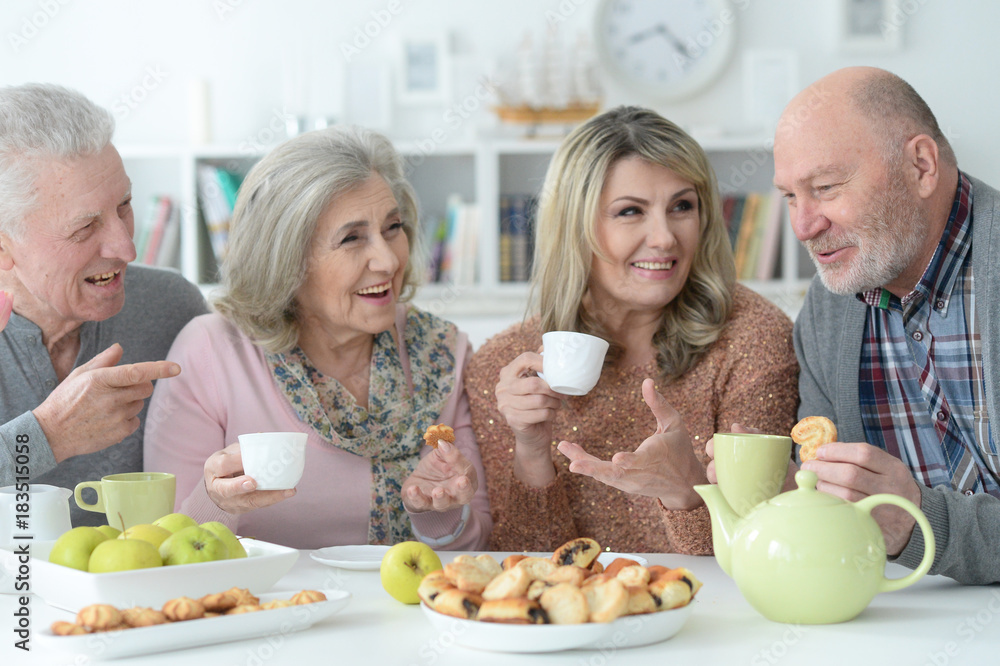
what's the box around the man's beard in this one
[806,169,927,296]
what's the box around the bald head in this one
[778,67,955,167]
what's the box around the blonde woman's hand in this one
[495,351,565,487]
[0,291,11,331]
[203,442,295,515]
[557,378,708,509]
[402,440,478,513]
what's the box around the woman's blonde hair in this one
[531,106,735,382]
[213,126,419,353]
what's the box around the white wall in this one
[2,0,998,182]
[2,0,998,347]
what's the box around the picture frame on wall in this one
[345,62,393,132]
[743,50,798,133]
[837,0,904,53]
[396,33,450,105]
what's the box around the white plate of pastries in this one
[419,539,699,653]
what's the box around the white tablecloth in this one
[5,550,998,665]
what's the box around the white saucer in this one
[310,545,391,570]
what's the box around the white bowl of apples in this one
[2,513,298,612]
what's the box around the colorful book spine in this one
[142,196,173,265]
[197,164,242,263]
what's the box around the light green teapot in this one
[694,470,936,624]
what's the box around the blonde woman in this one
[466,106,798,553]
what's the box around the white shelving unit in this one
[119,136,813,344]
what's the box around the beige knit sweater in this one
[465,284,799,554]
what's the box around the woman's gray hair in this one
[0,83,115,237]
[213,125,420,353]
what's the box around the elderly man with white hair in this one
[0,83,207,526]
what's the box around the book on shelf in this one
[133,195,179,268]
[722,190,784,281]
[753,191,785,281]
[424,194,479,286]
[197,164,243,263]
[499,193,538,283]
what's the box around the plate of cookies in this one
[418,538,699,653]
[38,587,351,659]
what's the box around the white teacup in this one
[238,432,308,490]
[539,331,610,396]
[0,484,72,548]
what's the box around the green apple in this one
[119,524,172,550]
[95,525,122,540]
[200,521,246,559]
[49,527,109,571]
[159,526,229,565]
[89,538,162,573]
[380,541,442,604]
[151,512,198,534]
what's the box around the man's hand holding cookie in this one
[793,416,922,557]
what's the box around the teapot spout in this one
[694,484,739,577]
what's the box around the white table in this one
[4,551,998,665]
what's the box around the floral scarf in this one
[266,307,457,544]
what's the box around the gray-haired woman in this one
[145,126,491,549]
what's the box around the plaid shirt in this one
[858,173,999,497]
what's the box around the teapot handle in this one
[855,493,936,593]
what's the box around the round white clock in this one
[594,0,737,102]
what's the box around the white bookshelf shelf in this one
[120,135,812,322]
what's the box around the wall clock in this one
[594,0,737,102]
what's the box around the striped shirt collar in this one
[859,172,972,313]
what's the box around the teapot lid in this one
[768,470,846,508]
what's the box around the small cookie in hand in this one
[791,416,838,461]
[423,424,455,449]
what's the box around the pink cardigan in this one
[143,307,491,550]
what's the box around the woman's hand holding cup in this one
[496,351,565,487]
[204,442,296,515]
[403,440,478,513]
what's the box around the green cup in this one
[713,433,791,517]
[74,472,176,530]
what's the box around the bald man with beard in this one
[773,67,1000,585]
